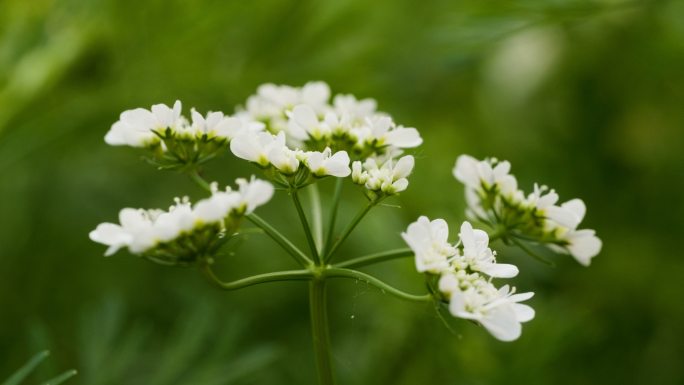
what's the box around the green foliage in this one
[2,351,76,385]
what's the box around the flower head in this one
[89,177,274,265]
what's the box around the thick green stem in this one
[325,200,376,263]
[322,178,343,256]
[292,189,320,264]
[325,268,433,303]
[202,264,313,290]
[335,248,414,269]
[247,214,313,267]
[309,279,335,385]
[189,169,212,193]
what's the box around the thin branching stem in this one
[322,178,343,256]
[325,200,376,263]
[335,248,414,269]
[292,188,320,264]
[509,236,556,266]
[309,184,324,252]
[188,169,212,193]
[201,264,313,290]
[247,214,313,267]
[325,268,433,303]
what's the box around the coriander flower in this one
[453,154,602,266]
[352,155,415,195]
[448,284,535,342]
[230,131,286,167]
[459,221,518,278]
[403,217,533,341]
[304,148,351,177]
[89,177,274,264]
[105,100,183,147]
[401,216,455,273]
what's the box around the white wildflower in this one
[401,216,455,273]
[304,148,351,177]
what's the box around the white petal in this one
[385,127,422,148]
[453,155,481,188]
[480,305,522,342]
[513,303,535,323]
[562,198,586,223]
[545,205,581,229]
[392,155,415,179]
[459,221,476,250]
[480,263,519,278]
[567,230,602,266]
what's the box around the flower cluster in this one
[89,177,273,265]
[351,155,415,196]
[103,83,422,195]
[453,154,602,266]
[402,217,534,341]
[229,131,351,188]
[239,81,422,159]
[105,100,263,170]
[228,82,421,193]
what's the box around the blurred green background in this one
[1,0,683,384]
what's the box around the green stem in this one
[325,200,376,263]
[309,279,335,385]
[292,189,320,264]
[322,178,343,256]
[202,264,313,290]
[509,236,556,266]
[247,214,313,267]
[325,268,433,303]
[335,248,414,269]
[309,184,324,252]
[189,169,212,193]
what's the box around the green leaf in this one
[1,350,50,385]
[40,370,78,385]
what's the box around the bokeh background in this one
[1,0,683,384]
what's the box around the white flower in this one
[459,221,518,278]
[244,82,331,132]
[230,131,286,167]
[564,229,602,266]
[361,116,422,149]
[236,177,275,214]
[545,198,585,230]
[105,101,182,147]
[333,94,377,121]
[351,161,368,184]
[89,223,133,256]
[402,216,455,273]
[526,183,559,211]
[304,148,351,177]
[193,191,241,223]
[448,284,535,342]
[90,178,274,257]
[287,104,331,141]
[191,108,255,140]
[453,154,518,195]
[355,155,415,195]
[268,146,301,174]
[89,207,175,256]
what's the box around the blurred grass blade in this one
[39,369,77,385]
[2,350,50,385]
